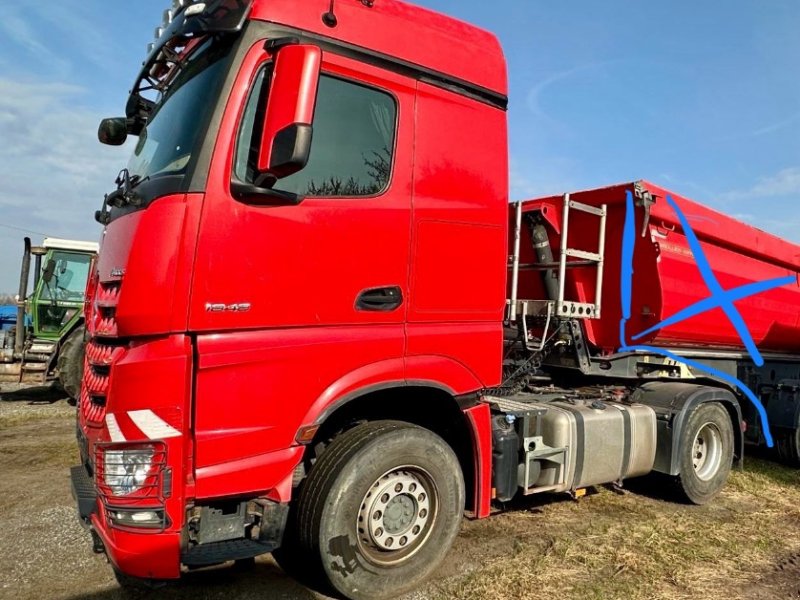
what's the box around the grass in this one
[429,458,800,600]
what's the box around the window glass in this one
[40,252,92,302]
[235,72,397,197]
[127,38,234,182]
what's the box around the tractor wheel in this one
[675,402,734,505]
[57,325,86,404]
[276,420,464,600]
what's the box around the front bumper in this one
[70,463,182,580]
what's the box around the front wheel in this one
[675,402,734,505]
[284,420,465,600]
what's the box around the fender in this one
[301,358,408,426]
[632,381,744,476]
[298,356,489,517]
[301,354,485,426]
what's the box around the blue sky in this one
[0,0,798,291]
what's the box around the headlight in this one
[103,447,155,496]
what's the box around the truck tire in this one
[776,428,800,467]
[279,420,464,600]
[57,325,85,404]
[675,402,734,505]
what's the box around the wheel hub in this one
[358,470,432,554]
[692,422,723,481]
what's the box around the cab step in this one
[181,538,277,567]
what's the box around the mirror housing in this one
[98,118,129,146]
[42,259,56,284]
[258,44,322,180]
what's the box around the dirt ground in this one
[2,392,800,600]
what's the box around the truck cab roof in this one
[250,0,508,105]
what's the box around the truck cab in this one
[75,1,508,596]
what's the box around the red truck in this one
[72,1,800,598]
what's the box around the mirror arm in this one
[230,178,304,206]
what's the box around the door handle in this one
[356,286,403,312]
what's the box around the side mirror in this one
[258,44,322,181]
[42,259,56,284]
[98,118,129,146]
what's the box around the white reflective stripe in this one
[105,414,126,443]
[128,409,181,440]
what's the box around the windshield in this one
[40,251,92,303]
[127,38,233,182]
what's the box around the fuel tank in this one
[514,181,800,354]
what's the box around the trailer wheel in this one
[280,420,464,600]
[676,402,734,504]
[57,325,85,404]
[776,428,800,467]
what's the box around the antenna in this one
[322,0,338,27]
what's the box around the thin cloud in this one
[720,167,800,201]
[752,112,800,137]
[0,77,130,291]
[509,157,579,201]
[0,8,70,75]
[525,62,621,123]
[26,3,119,74]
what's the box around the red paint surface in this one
[517,181,800,353]
[258,44,321,171]
[464,402,493,519]
[81,0,509,577]
[250,0,507,98]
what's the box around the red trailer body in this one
[516,181,800,354]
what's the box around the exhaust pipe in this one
[15,238,31,357]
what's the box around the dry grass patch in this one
[433,459,800,600]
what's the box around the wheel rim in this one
[693,421,723,481]
[356,466,438,566]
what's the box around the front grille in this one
[81,279,126,425]
[80,340,126,424]
[91,281,121,339]
[96,281,121,306]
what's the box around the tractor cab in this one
[31,239,97,339]
[0,237,98,399]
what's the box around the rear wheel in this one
[776,427,800,467]
[675,402,734,504]
[57,325,85,404]
[277,420,464,600]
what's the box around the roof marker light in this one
[162,9,174,26]
[172,0,187,10]
[154,26,164,39]
[184,3,206,17]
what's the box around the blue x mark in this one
[618,190,795,447]
[629,195,794,367]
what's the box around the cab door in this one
[188,43,415,494]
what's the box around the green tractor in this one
[0,237,98,401]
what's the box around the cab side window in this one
[235,71,397,197]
